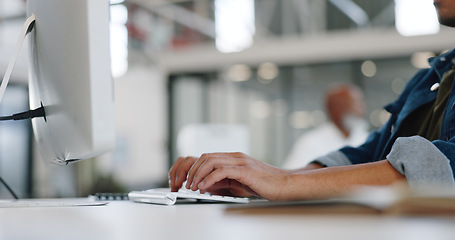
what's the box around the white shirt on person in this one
[283,120,369,169]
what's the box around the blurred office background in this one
[0,0,453,198]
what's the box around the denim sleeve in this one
[386,136,455,189]
[312,150,353,167]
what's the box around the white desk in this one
[1,199,455,240]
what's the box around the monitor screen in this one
[26,0,115,165]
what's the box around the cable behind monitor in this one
[0,15,35,105]
[0,176,19,200]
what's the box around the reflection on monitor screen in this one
[27,0,115,165]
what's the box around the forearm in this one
[280,160,406,201]
[171,153,406,202]
[289,162,325,173]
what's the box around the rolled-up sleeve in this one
[386,136,455,189]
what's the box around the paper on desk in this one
[226,184,455,216]
[337,184,455,216]
[0,198,108,208]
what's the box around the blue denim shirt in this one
[315,49,455,188]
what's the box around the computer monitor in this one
[26,0,115,165]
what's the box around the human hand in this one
[168,154,255,196]
[169,155,198,192]
[169,152,292,201]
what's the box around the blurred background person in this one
[283,83,369,169]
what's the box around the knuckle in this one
[200,153,210,158]
[177,156,187,164]
[217,165,229,172]
[234,152,247,158]
[200,153,214,161]
[201,155,215,163]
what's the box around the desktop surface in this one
[1,199,455,240]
